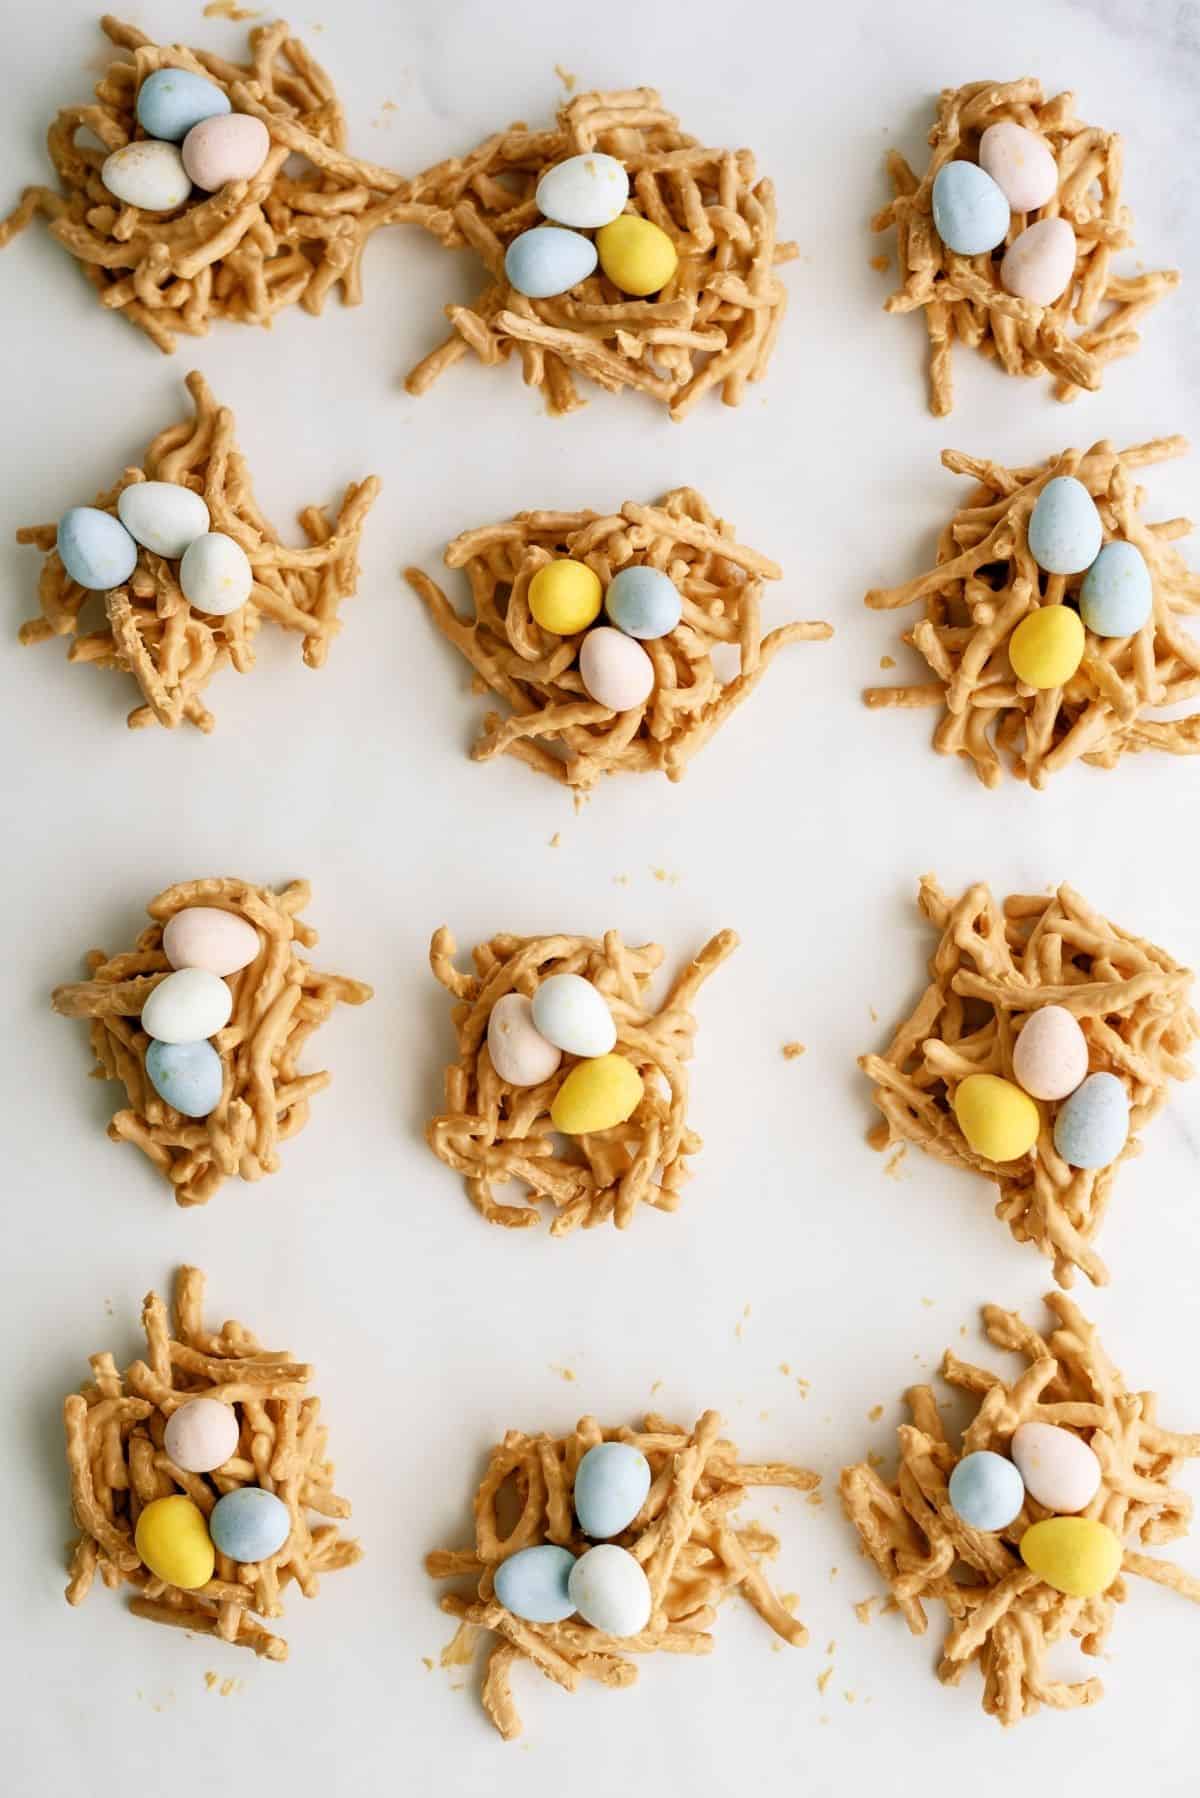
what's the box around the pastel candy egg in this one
[574,1443,652,1539]
[930,161,1010,255]
[1020,1516,1122,1598]
[141,967,233,1044]
[579,627,654,712]
[1080,540,1153,638]
[596,214,678,296]
[1012,1005,1089,1102]
[182,112,270,191]
[146,1038,224,1117]
[536,153,628,229]
[210,1487,291,1562]
[136,68,231,142]
[606,566,682,641]
[117,481,211,559]
[979,121,1059,212]
[179,531,253,616]
[163,1397,239,1473]
[532,973,616,1057]
[953,1073,1039,1162]
[551,1054,643,1135]
[163,906,260,977]
[504,225,597,299]
[494,1544,577,1623]
[487,993,562,1087]
[947,1450,1025,1531]
[528,559,603,635]
[134,1494,214,1590]
[1028,476,1103,574]
[101,139,191,211]
[57,507,138,591]
[1011,1422,1101,1514]
[1000,217,1076,306]
[1009,605,1085,689]
[1053,1072,1129,1169]
[568,1544,652,1636]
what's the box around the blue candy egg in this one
[494,1544,577,1622]
[210,1487,291,1563]
[136,68,231,143]
[931,161,1011,256]
[574,1442,652,1539]
[1053,1071,1129,1169]
[145,1038,224,1118]
[504,226,597,299]
[947,1450,1025,1531]
[1080,540,1153,638]
[1028,476,1103,575]
[57,507,138,591]
[606,566,682,642]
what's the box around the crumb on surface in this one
[549,832,561,848]
[203,1,263,16]
[854,1597,875,1625]
[549,1364,577,1383]
[870,253,889,272]
[883,1144,907,1179]
[204,1671,218,1691]
[781,1040,806,1059]
[807,1490,823,1507]
[421,1656,434,1671]
[651,866,682,885]
[868,1405,883,1422]
[879,654,895,669]
[869,1005,879,1022]
[781,1593,799,1613]
[867,1450,885,1470]
[817,1666,833,1693]
[613,873,630,885]
[650,1378,663,1395]
[554,62,577,90]
[779,1362,790,1375]
[830,1566,839,1580]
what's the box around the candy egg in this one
[504,225,597,299]
[163,906,260,977]
[1053,1072,1129,1170]
[487,993,562,1087]
[930,161,1010,255]
[210,1487,291,1562]
[551,1054,643,1135]
[568,1544,652,1636]
[579,627,655,712]
[141,967,233,1044]
[574,1443,652,1539]
[536,153,629,229]
[1012,1005,1089,1102]
[146,1038,224,1118]
[947,1450,1026,1531]
[606,566,682,641]
[596,214,678,295]
[1028,476,1103,575]
[136,68,231,142]
[494,1544,577,1623]
[179,531,253,616]
[528,559,603,635]
[1000,218,1076,306]
[532,974,616,1058]
[953,1073,1040,1162]
[101,140,191,212]
[163,1397,240,1473]
[1080,540,1153,638]
[1008,605,1085,689]
[978,121,1059,213]
[117,481,211,559]
[134,1494,215,1590]
[1020,1516,1122,1598]
[56,507,138,591]
[1011,1422,1101,1514]
[182,112,271,191]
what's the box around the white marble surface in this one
[2,1,1199,1792]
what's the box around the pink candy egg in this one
[1012,1004,1089,1102]
[182,113,270,192]
[579,627,654,712]
[1000,218,1077,306]
[164,1397,239,1473]
[163,906,261,977]
[979,120,1059,213]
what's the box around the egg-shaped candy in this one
[979,121,1059,212]
[164,1397,240,1474]
[487,993,562,1087]
[136,68,231,142]
[210,1487,291,1563]
[1012,1005,1089,1102]
[606,566,682,641]
[528,559,603,635]
[596,214,678,296]
[101,140,192,212]
[163,906,261,977]
[1011,1422,1102,1515]
[1053,1072,1129,1170]
[1009,605,1085,690]
[117,481,211,559]
[568,1544,652,1636]
[141,967,233,1044]
[551,1054,643,1135]
[146,1038,224,1118]
[532,974,616,1058]
[57,507,138,592]
[134,1494,215,1590]
[930,161,1010,256]
[536,153,629,229]
[182,113,271,191]
[579,627,655,712]
[179,531,253,616]
[1020,1516,1122,1598]
[947,1450,1026,1531]
[1080,540,1153,638]
[1028,476,1103,575]
[504,225,597,299]
[574,1442,652,1539]
[494,1544,577,1623]
[1000,218,1076,306]
[953,1073,1040,1163]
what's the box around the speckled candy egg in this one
[1053,1072,1129,1169]
[1028,476,1103,575]
[101,139,191,211]
[953,1073,1040,1163]
[978,121,1059,212]
[1000,218,1076,306]
[1020,1516,1122,1597]
[531,974,616,1057]
[550,1054,644,1135]
[57,507,138,591]
[179,531,253,615]
[117,481,210,559]
[1012,1005,1089,1102]
[136,68,231,142]
[163,906,260,977]
[182,112,271,191]
[606,566,682,641]
[504,225,597,299]
[1011,1421,1101,1514]
[947,1450,1026,1531]
[536,153,628,228]
[210,1487,291,1562]
[487,993,562,1087]
[579,627,655,712]
[574,1442,652,1539]
[494,1544,577,1622]
[930,161,1010,256]
[568,1544,652,1636]
[164,1396,240,1473]
[146,1038,224,1117]
[141,967,233,1044]
[135,1494,214,1589]
[1080,540,1153,638]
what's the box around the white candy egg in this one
[164,1397,239,1473]
[179,531,253,616]
[979,121,1059,212]
[1000,218,1077,306]
[531,974,616,1058]
[1011,1421,1102,1514]
[536,153,629,228]
[487,993,562,1087]
[163,906,261,977]
[101,140,191,212]
[1012,1005,1089,1102]
[117,482,211,559]
[567,1544,652,1637]
[141,967,232,1044]
[579,627,654,712]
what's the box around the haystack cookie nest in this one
[52,878,372,1208]
[399,87,794,419]
[0,15,412,350]
[875,79,1178,415]
[865,436,1200,787]
[840,1293,1200,1726]
[427,1409,818,1740]
[407,489,831,789]
[427,925,736,1233]
[860,876,1197,1288]
[65,1266,360,1661]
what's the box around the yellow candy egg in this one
[528,559,603,635]
[134,1494,215,1590]
[953,1073,1040,1162]
[596,215,678,297]
[1019,1516,1122,1598]
[1009,604,1085,689]
[550,1053,644,1135]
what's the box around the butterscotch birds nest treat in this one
[18,371,379,733]
[864,436,1200,787]
[874,79,1178,415]
[399,87,795,419]
[840,1293,1200,1726]
[428,925,736,1232]
[53,878,372,1207]
[65,1265,360,1660]
[407,489,831,788]
[860,875,1197,1288]
[428,1408,817,1740]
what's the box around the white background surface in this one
[2,1,1199,1792]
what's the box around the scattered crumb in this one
[441,1622,480,1668]
[819,1715,829,1725]
[104,1298,114,1316]
[879,654,896,669]
[806,1490,823,1507]
[830,1566,839,1580]
[549,832,561,848]
[781,1041,806,1060]
[613,873,630,886]
[867,1405,883,1422]
[869,1005,879,1022]
[817,1666,833,1694]
[796,1376,810,1392]
[960,1325,968,1337]
[381,100,397,112]
[870,253,890,272]
[421,1657,434,1671]
[219,1678,241,1698]
[759,1409,770,1421]
[650,1379,663,1395]
[867,1450,885,1470]
[779,1362,790,1376]
[827,1640,836,1654]
[921,1296,934,1308]
[883,1144,907,1179]
[549,1364,577,1383]
[651,866,682,885]
[554,63,577,91]
[781,1593,799,1614]
[204,1672,218,1691]
[203,1,263,17]
[854,1597,876,1626]
[844,1690,857,1704]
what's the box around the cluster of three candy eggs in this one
[505,154,679,301]
[528,558,682,715]
[101,68,270,214]
[57,480,253,619]
[931,121,1076,306]
[139,908,262,1119]
[954,1004,1128,1172]
[489,972,644,1135]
